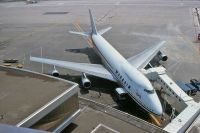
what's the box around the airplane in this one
[30,9,168,116]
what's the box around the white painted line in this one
[57,2,64,6]
[115,1,120,5]
[167,61,179,71]
[1,1,200,8]
[172,62,181,76]
[90,123,120,133]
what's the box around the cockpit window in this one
[144,89,155,94]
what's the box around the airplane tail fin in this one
[69,9,112,36]
[89,9,98,35]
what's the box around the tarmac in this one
[0,0,200,83]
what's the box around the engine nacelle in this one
[52,68,59,77]
[115,88,127,100]
[81,73,91,88]
[158,51,168,61]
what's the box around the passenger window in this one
[128,86,131,89]
[144,89,155,94]
[122,78,124,81]
[116,70,118,73]
[120,76,122,79]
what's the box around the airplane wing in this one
[30,56,117,82]
[127,41,166,69]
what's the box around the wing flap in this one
[30,56,116,82]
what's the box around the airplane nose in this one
[149,96,163,116]
[154,104,163,116]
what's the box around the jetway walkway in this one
[164,103,200,133]
[143,66,200,133]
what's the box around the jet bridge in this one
[142,66,200,133]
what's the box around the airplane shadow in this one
[59,74,117,95]
[58,74,150,121]
[115,96,150,121]
[65,47,102,64]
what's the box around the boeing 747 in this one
[30,10,168,116]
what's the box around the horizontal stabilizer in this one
[98,27,112,35]
[69,31,90,37]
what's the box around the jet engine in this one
[52,66,59,77]
[81,73,91,88]
[115,88,127,100]
[158,51,168,61]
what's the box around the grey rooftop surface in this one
[0,66,75,125]
[63,107,148,133]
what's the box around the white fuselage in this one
[91,34,163,116]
